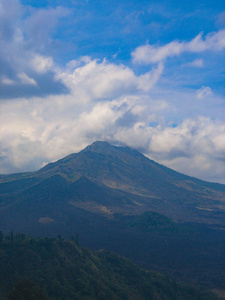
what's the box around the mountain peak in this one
[83,141,141,156]
[82,140,123,155]
[84,141,111,151]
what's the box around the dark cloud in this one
[0,0,69,99]
[0,0,22,41]
[115,111,138,127]
[24,6,69,48]
[0,73,69,99]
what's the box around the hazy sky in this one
[0,0,225,183]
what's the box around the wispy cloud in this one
[18,73,37,86]
[216,11,225,27]
[132,29,225,64]
[183,59,204,68]
[196,86,213,99]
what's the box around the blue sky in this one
[0,0,225,183]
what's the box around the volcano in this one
[1,141,224,228]
[1,141,225,289]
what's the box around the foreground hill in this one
[0,141,225,290]
[0,233,217,300]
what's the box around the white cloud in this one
[1,73,37,86]
[196,86,213,99]
[66,56,92,70]
[1,77,16,85]
[1,81,225,183]
[117,117,225,183]
[0,90,164,173]
[184,59,204,68]
[30,55,53,74]
[18,73,37,85]
[132,29,225,64]
[137,62,164,91]
[132,41,184,64]
[57,59,162,102]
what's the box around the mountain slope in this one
[0,234,217,300]
[1,141,225,225]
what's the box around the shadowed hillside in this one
[0,233,217,300]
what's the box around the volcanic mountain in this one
[1,141,225,289]
[1,141,225,229]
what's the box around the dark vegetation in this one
[8,280,49,300]
[127,211,192,233]
[0,233,217,300]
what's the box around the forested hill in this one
[0,233,217,300]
